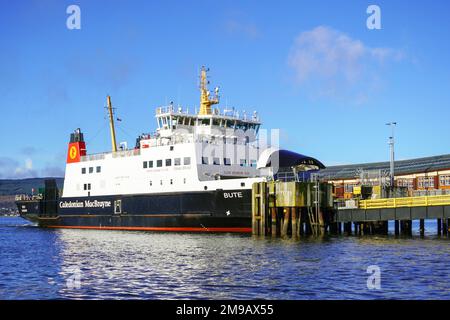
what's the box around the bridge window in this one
[157,160,163,167]
[184,157,191,165]
[96,166,101,173]
[202,157,209,165]
[224,158,231,166]
[143,161,148,169]
[89,167,93,174]
[149,160,153,168]
[213,157,220,165]
[239,159,247,167]
[82,168,86,174]
[166,159,172,166]
[250,160,257,167]
[174,158,181,166]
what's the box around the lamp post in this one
[386,122,397,189]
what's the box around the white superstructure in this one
[62,67,267,198]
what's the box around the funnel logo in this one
[67,142,85,163]
[69,146,77,160]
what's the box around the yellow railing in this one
[359,194,450,209]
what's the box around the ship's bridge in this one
[155,104,261,140]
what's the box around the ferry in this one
[15,67,324,232]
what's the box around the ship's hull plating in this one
[16,189,252,233]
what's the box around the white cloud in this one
[0,157,63,179]
[287,26,404,103]
[224,19,261,40]
[25,158,33,170]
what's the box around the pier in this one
[252,181,334,237]
[252,181,450,238]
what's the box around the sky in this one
[1,0,450,178]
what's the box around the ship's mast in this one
[107,95,118,153]
[198,66,219,115]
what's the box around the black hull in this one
[16,189,252,233]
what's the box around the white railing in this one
[155,105,260,122]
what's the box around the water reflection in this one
[0,217,449,299]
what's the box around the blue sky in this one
[1,0,450,178]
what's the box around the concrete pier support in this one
[344,222,352,235]
[354,222,359,235]
[400,220,412,236]
[419,219,425,237]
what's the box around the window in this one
[184,157,191,165]
[148,160,153,168]
[439,175,450,186]
[166,159,172,166]
[89,167,94,174]
[149,180,152,186]
[82,168,86,174]
[96,166,101,173]
[83,184,87,190]
[143,161,148,169]
[224,158,231,166]
[174,158,181,166]
[397,178,414,189]
[240,159,247,167]
[88,183,91,190]
[418,176,435,188]
[213,157,220,165]
[84,183,91,191]
[170,146,174,151]
[202,157,209,165]
[160,180,163,185]
[183,178,186,184]
[250,160,257,167]
[241,182,245,187]
[157,160,163,167]
[170,179,173,185]
[344,184,355,193]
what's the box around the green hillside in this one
[0,178,64,196]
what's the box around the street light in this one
[386,122,397,189]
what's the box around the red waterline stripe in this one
[46,225,252,233]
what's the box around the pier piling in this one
[420,219,425,237]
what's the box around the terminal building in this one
[318,154,450,199]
